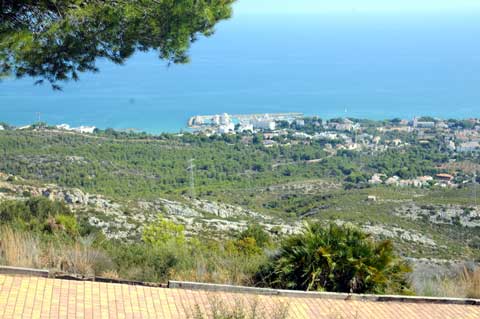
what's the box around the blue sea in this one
[1,12,479,133]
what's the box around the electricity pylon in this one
[187,159,196,199]
[474,170,477,207]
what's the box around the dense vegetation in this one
[0,197,78,236]
[0,129,450,200]
[1,129,478,244]
[0,196,411,295]
[0,196,266,283]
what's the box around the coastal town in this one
[2,114,479,190]
[187,113,479,154]
[187,113,480,188]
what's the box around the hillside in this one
[0,128,479,261]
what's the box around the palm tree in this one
[261,223,411,294]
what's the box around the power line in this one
[474,170,477,207]
[187,158,196,199]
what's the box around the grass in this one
[418,186,479,206]
[413,265,480,299]
[170,252,268,286]
[462,267,480,299]
[191,295,289,319]
[0,225,113,276]
[43,241,113,277]
[0,226,41,268]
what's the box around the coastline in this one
[2,113,479,135]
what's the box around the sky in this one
[233,0,480,15]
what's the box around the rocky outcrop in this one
[334,219,437,247]
[0,172,474,248]
[265,180,340,193]
[362,224,436,246]
[191,198,273,220]
[1,172,298,240]
[395,204,480,228]
[140,197,301,236]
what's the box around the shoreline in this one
[2,114,479,135]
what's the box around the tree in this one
[142,216,186,246]
[0,0,234,89]
[252,134,263,145]
[259,223,411,294]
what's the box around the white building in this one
[55,124,95,134]
[293,132,312,139]
[447,141,456,151]
[252,117,276,131]
[73,126,96,134]
[314,132,338,140]
[192,117,204,125]
[220,113,231,125]
[418,176,434,183]
[295,119,305,127]
[237,123,253,133]
[0,125,4,131]
[435,121,449,129]
[413,117,435,129]
[457,141,479,152]
[369,173,385,185]
[56,124,72,131]
[392,139,402,146]
[218,123,235,134]
[385,176,400,186]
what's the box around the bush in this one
[44,214,79,237]
[232,237,262,256]
[0,197,72,231]
[238,224,271,248]
[257,223,412,294]
[104,241,181,282]
[142,216,186,246]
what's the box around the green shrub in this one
[238,224,271,248]
[257,223,412,294]
[232,237,262,256]
[142,216,186,246]
[54,214,79,237]
[0,197,72,229]
[105,241,180,282]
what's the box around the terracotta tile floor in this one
[0,274,479,318]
